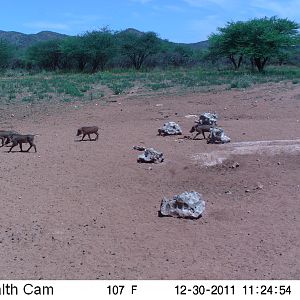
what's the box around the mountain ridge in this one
[0,28,208,49]
[0,30,69,48]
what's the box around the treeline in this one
[0,17,299,73]
[0,28,207,72]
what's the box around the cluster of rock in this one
[134,121,181,164]
[160,191,205,219]
[132,112,232,219]
[196,112,230,144]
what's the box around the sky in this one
[1,0,299,43]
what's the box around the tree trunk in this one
[254,57,268,72]
[250,58,255,71]
[228,55,238,70]
[228,55,243,70]
[237,55,243,68]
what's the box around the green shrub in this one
[230,75,254,88]
[146,82,172,90]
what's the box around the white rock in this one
[160,191,205,219]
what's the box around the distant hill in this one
[0,28,209,50]
[120,28,145,37]
[182,40,209,50]
[120,28,209,49]
[0,30,68,49]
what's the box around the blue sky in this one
[1,0,299,43]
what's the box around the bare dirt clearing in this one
[0,82,299,279]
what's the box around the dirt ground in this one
[0,81,299,280]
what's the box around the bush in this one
[230,75,254,88]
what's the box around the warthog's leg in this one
[26,141,37,152]
[9,141,18,152]
[193,132,200,140]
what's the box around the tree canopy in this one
[27,40,62,70]
[209,16,299,71]
[118,31,161,70]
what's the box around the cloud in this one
[62,13,102,26]
[250,0,300,20]
[183,0,300,20]
[24,21,70,31]
[164,5,186,13]
[23,13,105,34]
[183,0,234,8]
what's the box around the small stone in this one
[225,190,232,195]
[245,189,250,193]
[185,114,198,119]
[256,183,264,190]
[133,145,145,151]
[277,162,281,165]
[231,162,240,169]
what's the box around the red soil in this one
[0,82,299,279]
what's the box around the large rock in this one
[198,112,218,126]
[137,148,164,163]
[207,127,231,144]
[160,191,205,219]
[158,121,182,136]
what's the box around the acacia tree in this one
[82,28,116,72]
[26,40,63,70]
[209,17,299,72]
[118,31,161,70]
[60,36,89,71]
[243,17,299,72]
[209,21,247,70]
